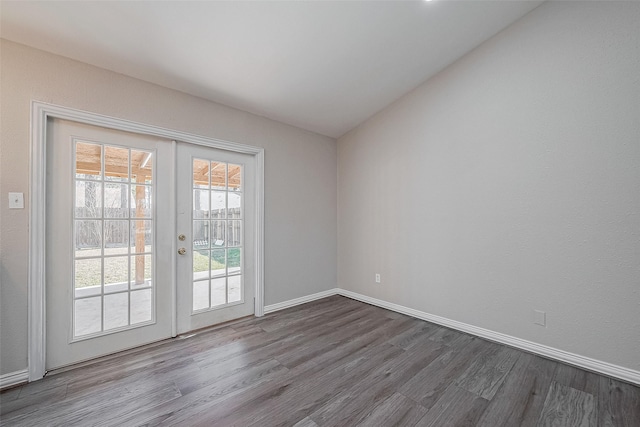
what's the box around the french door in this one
[46,119,173,370]
[175,143,255,333]
[46,119,256,370]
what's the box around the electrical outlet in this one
[534,310,546,327]
[375,273,381,283]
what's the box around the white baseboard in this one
[0,369,29,390]
[264,288,340,314]
[337,289,640,386]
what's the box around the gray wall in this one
[0,40,337,375]
[338,1,640,372]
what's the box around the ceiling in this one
[1,1,543,138]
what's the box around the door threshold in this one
[176,313,256,338]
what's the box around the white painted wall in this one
[0,40,337,375]
[338,1,640,372]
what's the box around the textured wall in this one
[0,40,337,375]
[338,1,640,372]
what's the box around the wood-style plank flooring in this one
[1,296,639,426]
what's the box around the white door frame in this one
[28,101,265,381]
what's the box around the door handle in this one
[178,248,187,255]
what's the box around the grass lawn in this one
[75,246,151,288]
[193,250,226,272]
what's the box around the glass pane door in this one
[47,118,173,371]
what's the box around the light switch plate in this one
[8,192,24,209]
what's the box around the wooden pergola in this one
[192,159,242,189]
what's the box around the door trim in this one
[29,101,265,381]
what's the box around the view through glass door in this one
[176,143,256,333]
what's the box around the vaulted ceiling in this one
[1,1,543,138]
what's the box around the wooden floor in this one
[1,296,639,426]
